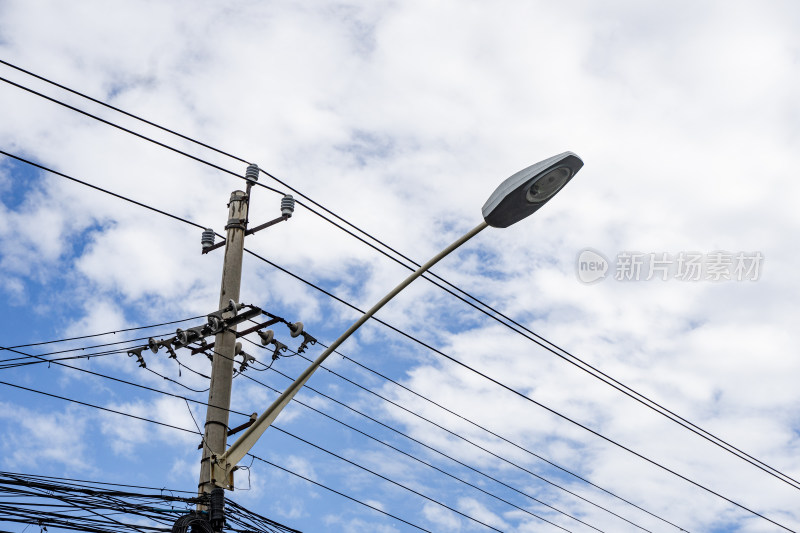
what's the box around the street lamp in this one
[210,151,584,488]
[482,151,583,228]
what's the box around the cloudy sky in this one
[1,1,799,532]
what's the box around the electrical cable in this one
[0,149,208,230]
[239,248,799,531]
[245,238,800,496]
[0,380,199,435]
[0,471,195,494]
[247,454,432,532]
[209,340,608,531]
[1,64,794,495]
[1,315,204,350]
[234,341,598,531]
[17,334,614,532]
[13,329,612,533]
[0,381,483,533]
[144,366,210,393]
[0,74,284,198]
[240,364,607,532]
[0,346,249,418]
[336,348,673,526]
[0,330,182,365]
[268,425,508,533]
[0,471,298,533]
[239,335,656,531]
[0,58,252,167]
[0,151,792,530]
[0,348,124,370]
[258,349,657,532]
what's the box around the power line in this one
[248,454,432,533]
[0,330,185,365]
[231,348,603,532]
[267,424,506,533]
[0,346,254,435]
[0,471,195,494]
[198,340,601,532]
[1,151,791,531]
[1,68,794,494]
[7,328,615,533]
[0,346,132,370]
[0,379,504,533]
[0,471,298,533]
[13,333,611,532]
[1,315,204,350]
[0,380,198,435]
[240,249,799,530]
[0,74,284,198]
[261,348,660,532]
[0,59,250,167]
[336,348,671,523]
[0,149,209,230]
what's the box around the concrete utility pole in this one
[198,189,249,498]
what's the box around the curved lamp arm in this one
[212,150,584,487]
[215,221,489,480]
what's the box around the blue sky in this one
[2,1,800,532]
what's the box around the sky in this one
[1,1,800,532]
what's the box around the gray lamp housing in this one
[481,151,583,228]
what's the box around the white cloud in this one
[1,1,799,531]
[0,401,92,472]
[98,396,197,455]
[422,501,462,531]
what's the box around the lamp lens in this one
[525,167,571,203]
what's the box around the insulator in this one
[245,163,259,182]
[258,329,274,346]
[176,327,202,346]
[201,228,215,249]
[175,329,190,345]
[289,321,303,338]
[281,194,295,217]
[207,313,224,333]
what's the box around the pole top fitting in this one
[228,190,247,204]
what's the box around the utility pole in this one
[198,187,249,500]
[142,163,296,532]
[188,165,293,533]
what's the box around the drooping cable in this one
[0,380,517,533]
[259,347,658,532]
[0,471,298,533]
[0,65,794,496]
[22,334,616,533]
[6,328,620,533]
[1,315,204,350]
[248,454,432,532]
[0,151,793,530]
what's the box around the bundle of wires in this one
[0,471,299,533]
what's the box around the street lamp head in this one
[481,151,583,228]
